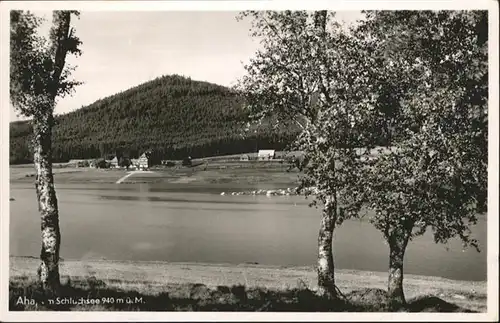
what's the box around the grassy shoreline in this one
[10,256,486,312]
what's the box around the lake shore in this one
[10,256,486,312]
[9,165,488,312]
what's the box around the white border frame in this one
[1,1,498,322]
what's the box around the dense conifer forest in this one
[10,74,392,164]
[9,75,298,164]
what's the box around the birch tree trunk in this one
[33,111,61,295]
[11,10,81,296]
[317,201,337,299]
[387,231,410,309]
[313,10,339,299]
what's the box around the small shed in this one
[240,154,249,161]
[258,150,275,160]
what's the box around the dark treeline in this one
[9,74,387,164]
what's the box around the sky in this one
[9,11,363,122]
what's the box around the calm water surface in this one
[10,182,486,281]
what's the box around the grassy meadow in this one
[10,160,299,188]
[10,257,486,312]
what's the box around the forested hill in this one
[9,75,297,164]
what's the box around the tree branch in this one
[50,11,72,97]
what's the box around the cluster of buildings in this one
[69,152,153,170]
[69,149,283,170]
[107,152,151,170]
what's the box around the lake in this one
[9,182,487,281]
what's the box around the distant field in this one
[10,161,299,187]
[10,167,123,183]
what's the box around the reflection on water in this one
[10,183,486,281]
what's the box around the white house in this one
[258,149,275,160]
[138,153,149,170]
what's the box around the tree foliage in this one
[10,10,82,117]
[358,9,487,255]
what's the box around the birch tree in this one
[354,10,488,309]
[10,10,82,295]
[237,10,373,299]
